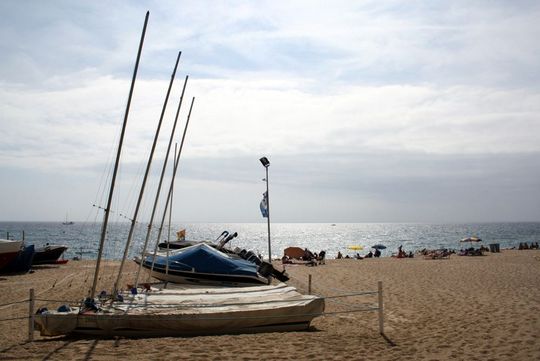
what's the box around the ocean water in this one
[1,222,539,261]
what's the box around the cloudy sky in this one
[1,0,539,223]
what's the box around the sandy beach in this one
[1,250,539,360]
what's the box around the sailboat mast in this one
[134,76,189,287]
[165,143,179,278]
[112,51,182,295]
[90,11,149,298]
[147,97,195,277]
[168,143,178,245]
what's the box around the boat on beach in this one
[0,239,23,271]
[157,229,235,251]
[34,283,324,337]
[2,243,35,274]
[33,12,323,338]
[136,243,286,286]
[32,244,68,265]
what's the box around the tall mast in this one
[148,97,195,277]
[113,51,182,295]
[90,11,149,298]
[134,77,189,287]
[165,143,179,279]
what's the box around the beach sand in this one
[1,250,539,360]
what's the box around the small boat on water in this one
[34,283,325,337]
[136,243,288,287]
[33,244,68,265]
[2,243,35,274]
[62,213,74,225]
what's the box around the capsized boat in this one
[34,283,325,337]
[136,243,287,286]
[0,239,23,271]
[33,244,68,265]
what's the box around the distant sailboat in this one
[62,213,74,225]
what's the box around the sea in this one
[1,222,539,260]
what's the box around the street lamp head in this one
[259,156,270,168]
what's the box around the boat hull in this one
[0,239,23,270]
[34,283,325,337]
[136,243,271,287]
[135,257,268,287]
[2,244,35,274]
[33,245,68,265]
[0,251,19,270]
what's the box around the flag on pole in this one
[176,229,186,240]
[260,191,269,218]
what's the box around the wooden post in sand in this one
[28,288,35,342]
[308,274,312,295]
[378,281,384,335]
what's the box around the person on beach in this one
[374,249,381,257]
[317,251,326,264]
[303,248,315,261]
[336,251,343,259]
[281,255,292,264]
[397,245,406,258]
[365,251,373,258]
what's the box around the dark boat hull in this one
[158,240,212,250]
[33,245,68,265]
[0,251,20,270]
[2,245,35,274]
[0,240,23,271]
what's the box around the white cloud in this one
[1,0,539,222]
[2,73,539,175]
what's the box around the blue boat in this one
[2,244,35,274]
[137,243,279,286]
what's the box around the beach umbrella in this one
[460,236,482,248]
[372,244,387,250]
[348,245,364,251]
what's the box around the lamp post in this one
[259,156,272,263]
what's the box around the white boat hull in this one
[0,239,23,270]
[0,239,23,253]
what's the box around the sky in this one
[1,0,539,223]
